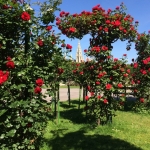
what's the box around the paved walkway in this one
[42,88,82,102]
[42,88,135,102]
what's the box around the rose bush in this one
[131,32,150,113]
[0,0,64,149]
[56,3,138,124]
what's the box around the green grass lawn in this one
[40,100,150,150]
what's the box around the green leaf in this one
[6,123,12,128]
[0,134,5,139]
[6,129,16,137]
[0,109,7,117]
[2,40,6,44]
[28,117,33,122]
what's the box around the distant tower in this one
[76,41,83,63]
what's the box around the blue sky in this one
[31,0,150,63]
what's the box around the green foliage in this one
[132,33,150,112]
[0,0,65,149]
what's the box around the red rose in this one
[6,61,15,69]
[147,57,150,61]
[123,73,128,77]
[92,5,100,12]
[101,46,108,51]
[7,56,12,61]
[66,44,72,49]
[99,26,103,31]
[37,39,44,47]
[46,26,52,31]
[107,9,112,14]
[34,86,42,94]
[79,71,83,75]
[116,6,120,10]
[143,59,148,65]
[134,89,138,93]
[85,96,89,101]
[69,27,76,33]
[107,55,111,59]
[104,27,108,32]
[90,92,94,96]
[110,76,113,80]
[119,26,123,31]
[123,29,127,33]
[127,69,130,73]
[133,62,138,68]
[72,13,78,17]
[106,20,111,24]
[114,20,121,27]
[0,70,9,85]
[87,85,91,91]
[60,11,66,17]
[141,70,147,75]
[123,54,127,56]
[91,20,96,25]
[140,98,144,103]
[106,84,112,90]
[103,99,108,104]
[84,49,88,53]
[137,80,140,84]
[97,73,104,78]
[131,80,135,85]
[21,12,30,21]
[114,58,118,62]
[96,81,100,85]
[2,5,9,9]
[58,68,64,75]
[65,12,70,16]
[56,17,60,21]
[97,95,101,99]
[118,83,123,88]
[36,78,44,87]
[120,68,124,72]
[56,21,61,25]
[92,46,100,52]
[73,70,77,74]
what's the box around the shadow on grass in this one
[41,129,142,150]
[60,102,77,109]
[59,100,87,124]
[60,108,87,124]
[59,98,138,125]
[60,100,85,107]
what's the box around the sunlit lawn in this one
[40,100,150,150]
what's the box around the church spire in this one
[76,41,83,63]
